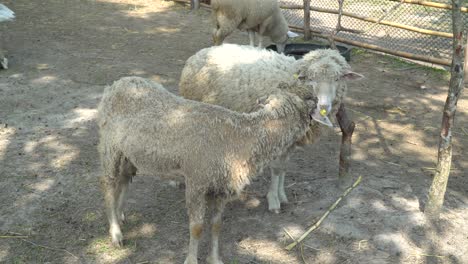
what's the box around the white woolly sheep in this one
[179,44,363,213]
[211,0,295,52]
[0,4,15,69]
[98,76,317,264]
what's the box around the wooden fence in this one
[174,0,468,66]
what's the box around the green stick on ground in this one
[285,175,362,251]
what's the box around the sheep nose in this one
[311,110,333,127]
[276,43,286,53]
[318,104,332,116]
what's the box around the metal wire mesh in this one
[280,0,468,62]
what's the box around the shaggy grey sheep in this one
[98,76,317,264]
[211,0,296,52]
[0,4,14,69]
[179,44,363,213]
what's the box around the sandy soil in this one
[0,1,467,263]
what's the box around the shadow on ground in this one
[0,1,467,263]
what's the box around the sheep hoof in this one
[110,226,124,247]
[267,193,281,213]
[111,235,124,248]
[0,58,8,70]
[279,193,289,204]
[206,255,224,264]
[119,212,126,224]
[183,257,198,264]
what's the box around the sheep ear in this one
[294,71,307,81]
[341,70,364,81]
[256,96,269,106]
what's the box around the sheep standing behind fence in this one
[179,44,363,213]
[211,0,297,52]
[0,4,15,69]
[98,76,317,264]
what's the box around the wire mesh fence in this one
[280,0,468,64]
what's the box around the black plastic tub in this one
[266,43,351,61]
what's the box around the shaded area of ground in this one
[0,0,467,263]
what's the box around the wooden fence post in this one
[303,0,311,40]
[191,0,200,10]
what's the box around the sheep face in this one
[274,34,288,53]
[308,79,336,127]
[297,69,363,127]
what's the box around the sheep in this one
[179,44,363,213]
[97,76,317,264]
[0,4,15,69]
[211,0,296,53]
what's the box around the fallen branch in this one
[21,239,79,259]
[405,253,448,260]
[0,235,29,239]
[299,243,308,264]
[283,228,296,241]
[462,127,468,135]
[303,244,321,251]
[285,175,362,250]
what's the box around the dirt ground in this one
[0,1,467,263]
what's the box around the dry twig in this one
[20,239,79,259]
[303,244,321,251]
[0,235,29,239]
[285,176,362,250]
[300,243,308,264]
[405,253,447,260]
[461,127,468,136]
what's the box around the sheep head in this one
[275,81,319,124]
[294,49,364,126]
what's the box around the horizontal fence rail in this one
[280,0,468,66]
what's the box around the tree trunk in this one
[336,103,355,187]
[424,0,466,220]
[465,33,468,82]
[303,0,311,40]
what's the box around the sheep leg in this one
[257,23,268,49]
[102,152,136,247]
[116,158,136,224]
[212,15,238,46]
[267,167,281,213]
[103,181,123,247]
[278,171,288,203]
[206,197,226,264]
[0,48,7,69]
[248,30,255,46]
[257,35,264,49]
[336,103,355,187]
[184,193,207,264]
[101,153,129,247]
